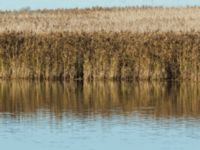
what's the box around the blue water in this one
[1,0,200,10]
[1,113,200,150]
[0,81,200,150]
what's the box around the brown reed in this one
[1,7,200,33]
[0,31,200,80]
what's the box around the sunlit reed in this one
[0,32,200,80]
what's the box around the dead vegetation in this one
[1,7,200,33]
[0,31,200,80]
[0,7,200,80]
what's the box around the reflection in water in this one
[0,81,199,118]
[0,81,200,150]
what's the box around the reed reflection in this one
[0,81,199,118]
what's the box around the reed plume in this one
[0,7,200,80]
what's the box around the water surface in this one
[0,81,200,150]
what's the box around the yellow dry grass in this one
[1,7,200,33]
[0,31,199,81]
[0,7,200,80]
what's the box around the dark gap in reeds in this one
[0,31,199,81]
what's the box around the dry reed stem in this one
[1,7,200,33]
[0,31,200,80]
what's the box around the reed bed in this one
[1,7,200,80]
[0,31,200,80]
[1,7,200,33]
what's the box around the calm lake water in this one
[0,81,200,150]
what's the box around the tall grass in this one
[0,31,200,80]
[1,7,200,80]
[1,7,200,33]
